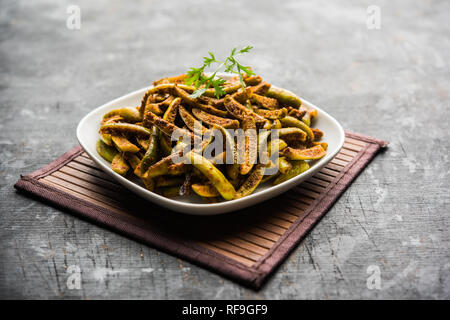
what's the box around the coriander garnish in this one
[185,46,255,98]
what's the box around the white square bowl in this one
[77,76,345,215]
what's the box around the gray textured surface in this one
[1,0,449,299]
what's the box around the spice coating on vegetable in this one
[187,152,236,200]
[283,145,327,160]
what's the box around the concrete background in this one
[0,0,449,299]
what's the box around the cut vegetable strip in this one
[198,96,226,110]
[213,124,237,165]
[299,106,311,126]
[137,137,150,150]
[226,164,240,181]
[192,108,239,129]
[103,107,141,123]
[307,107,318,119]
[159,97,181,155]
[266,87,302,108]
[287,106,307,120]
[96,139,118,162]
[310,141,328,150]
[238,117,257,175]
[111,153,130,175]
[111,134,140,153]
[251,82,271,95]
[179,105,207,134]
[243,75,262,86]
[100,133,113,146]
[232,87,253,104]
[142,152,179,179]
[167,163,188,175]
[256,107,287,119]
[187,152,236,200]
[181,83,241,98]
[100,116,122,146]
[267,139,288,156]
[311,128,324,140]
[276,127,307,141]
[223,95,265,124]
[191,183,220,198]
[144,111,194,141]
[141,176,155,191]
[271,119,282,129]
[159,130,172,156]
[145,103,165,116]
[277,157,292,174]
[134,126,160,176]
[211,151,226,165]
[283,145,326,160]
[198,87,251,109]
[142,133,212,179]
[123,153,141,170]
[216,123,240,180]
[171,86,228,117]
[273,160,309,185]
[234,165,265,199]
[251,94,279,110]
[164,97,181,123]
[257,130,272,164]
[153,74,187,86]
[280,116,314,141]
[100,123,151,137]
[140,83,177,117]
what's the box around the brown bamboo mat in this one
[14,131,387,289]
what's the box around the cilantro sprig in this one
[185,46,255,98]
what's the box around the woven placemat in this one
[14,131,387,289]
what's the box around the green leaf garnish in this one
[185,46,254,99]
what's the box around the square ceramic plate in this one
[77,74,345,215]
